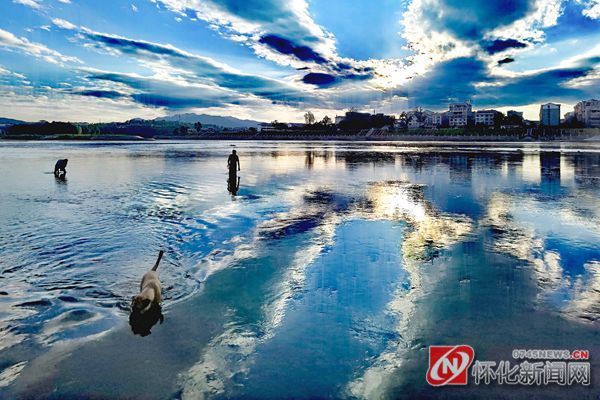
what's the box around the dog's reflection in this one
[129,304,164,337]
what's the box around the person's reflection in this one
[129,304,164,337]
[305,151,314,169]
[54,174,67,183]
[228,174,240,196]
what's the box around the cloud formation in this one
[0,28,81,65]
[52,19,321,108]
[13,0,42,9]
[402,55,599,110]
[484,39,529,55]
[0,0,598,121]
[152,0,373,82]
[578,0,600,18]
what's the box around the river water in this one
[0,141,599,399]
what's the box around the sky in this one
[0,0,599,122]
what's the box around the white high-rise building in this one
[448,102,472,127]
[539,103,561,126]
[574,99,600,127]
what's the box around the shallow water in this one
[0,140,599,399]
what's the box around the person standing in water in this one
[227,149,240,176]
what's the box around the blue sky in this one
[0,0,599,122]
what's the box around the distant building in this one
[259,122,281,132]
[507,110,523,118]
[507,110,524,121]
[334,115,345,125]
[403,109,442,129]
[448,102,473,127]
[500,110,524,128]
[343,111,372,123]
[406,112,423,130]
[475,110,502,126]
[574,99,600,127]
[539,103,561,126]
[427,112,442,127]
[563,111,576,126]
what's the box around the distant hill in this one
[156,113,262,129]
[0,117,25,125]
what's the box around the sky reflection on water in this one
[0,141,599,398]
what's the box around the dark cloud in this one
[73,89,126,99]
[302,72,337,87]
[386,52,599,111]
[259,35,328,64]
[60,27,316,105]
[258,34,374,83]
[81,32,184,58]
[475,65,595,106]
[419,0,535,41]
[484,39,528,54]
[82,69,318,110]
[498,57,515,65]
[86,72,148,90]
[130,93,226,109]
[85,71,237,109]
[398,57,489,108]
[154,0,375,86]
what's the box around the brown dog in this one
[131,250,164,314]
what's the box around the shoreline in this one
[2,135,600,143]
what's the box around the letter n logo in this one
[426,345,475,386]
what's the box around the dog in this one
[131,250,164,315]
[54,159,68,177]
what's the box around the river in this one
[0,140,599,399]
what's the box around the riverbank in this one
[0,134,149,141]
[2,128,599,142]
[2,135,599,142]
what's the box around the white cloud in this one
[578,0,600,18]
[58,0,71,4]
[52,18,77,30]
[52,19,321,106]
[489,0,564,42]
[0,28,82,65]
[0,65,26,79]
[12,0,42,9]
[0,87,163,122]
[397,0,569,88]
[153,1,349,71]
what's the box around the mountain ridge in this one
[156,113,263,128]
[0,117,25,125]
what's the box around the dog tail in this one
[152,250,164,271]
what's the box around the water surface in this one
[0,141,599,399]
